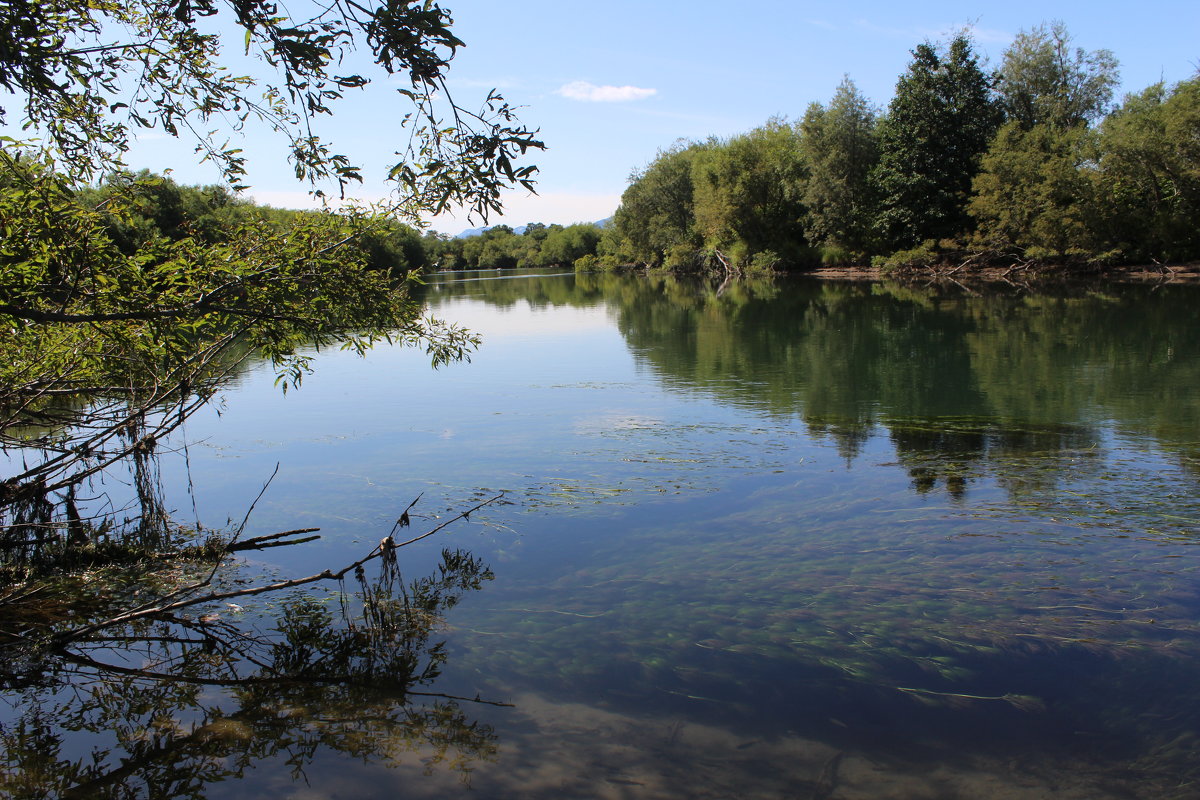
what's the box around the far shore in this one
[804,263,1200,283]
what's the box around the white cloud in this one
[555,81,657,103]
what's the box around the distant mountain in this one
[454,224,526,238]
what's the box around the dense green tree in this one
[967,23,1119,264]
[690,120,809,270]
[610,141,709,266]
[872,35,1001,248]
[356,217,428,274]
[77,171,429,273]
[420,222,605,270]
[969,122,1100,260]
[523,222,550,242]
[1094,77,1200,261]
[997,21,1120,131]
[540,224,603,266]
[478,239,518,269]
[77,171,244,251]
[474,225,517,268]
[799,77,880,261]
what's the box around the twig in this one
[232,463,280,540]
[390,493,502,549]
[226,528,322,551]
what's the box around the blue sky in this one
[80,1,1200,233]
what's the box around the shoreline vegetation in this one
[596,22,1199,280]
[4,165,1193,291]
[805,262,1200,283]
[430,21,1200,283]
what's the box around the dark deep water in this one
[4,270,1200,798]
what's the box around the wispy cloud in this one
[445,76,521,90]
[555,81,657,102]
[852,18,1011,47]
[956,23,1012,45]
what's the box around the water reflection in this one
[6,270,1200,798]
[0,546,499,799]
[431,271,1200,494]
[422,270,1200,796]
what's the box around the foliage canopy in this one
[799,77,879,260]
[608,22,1200,273]
[996,21,1120,131]
[872,35,1001,249]
[0,1,543,536]
[0,0,542,218]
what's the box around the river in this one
[4,269,1200,799]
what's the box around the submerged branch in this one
[226,528,322,551]
[50,494,503,646]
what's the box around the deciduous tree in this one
[996,21,1119,131]
[610,141,709,266]
[690,120,809,269]
[800,77,879,261]
[1095,77,1200,261]
[969,121,1100,260]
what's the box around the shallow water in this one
[4,271,1200,798]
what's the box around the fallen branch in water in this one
[226,528,322,551]
[51,493,503,646]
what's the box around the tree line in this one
[72,170,428,275]
[425,222,605,270]
[67,171,610,273]
[600,22,1200,274]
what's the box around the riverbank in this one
[804,262,1200,283]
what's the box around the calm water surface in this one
[6,270,1200,798]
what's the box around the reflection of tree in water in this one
[421,271,1200,515]
[0,330,261,576]
[884,418,1098,500]
[0,334,503,797]
[421,269,606,311]
[0,545,499,799]
[601,274,1200,498]
[0,251,503,797]
[424,270,1200,497]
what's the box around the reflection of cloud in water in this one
[425,298,614,338]
[280,691,1138,799]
